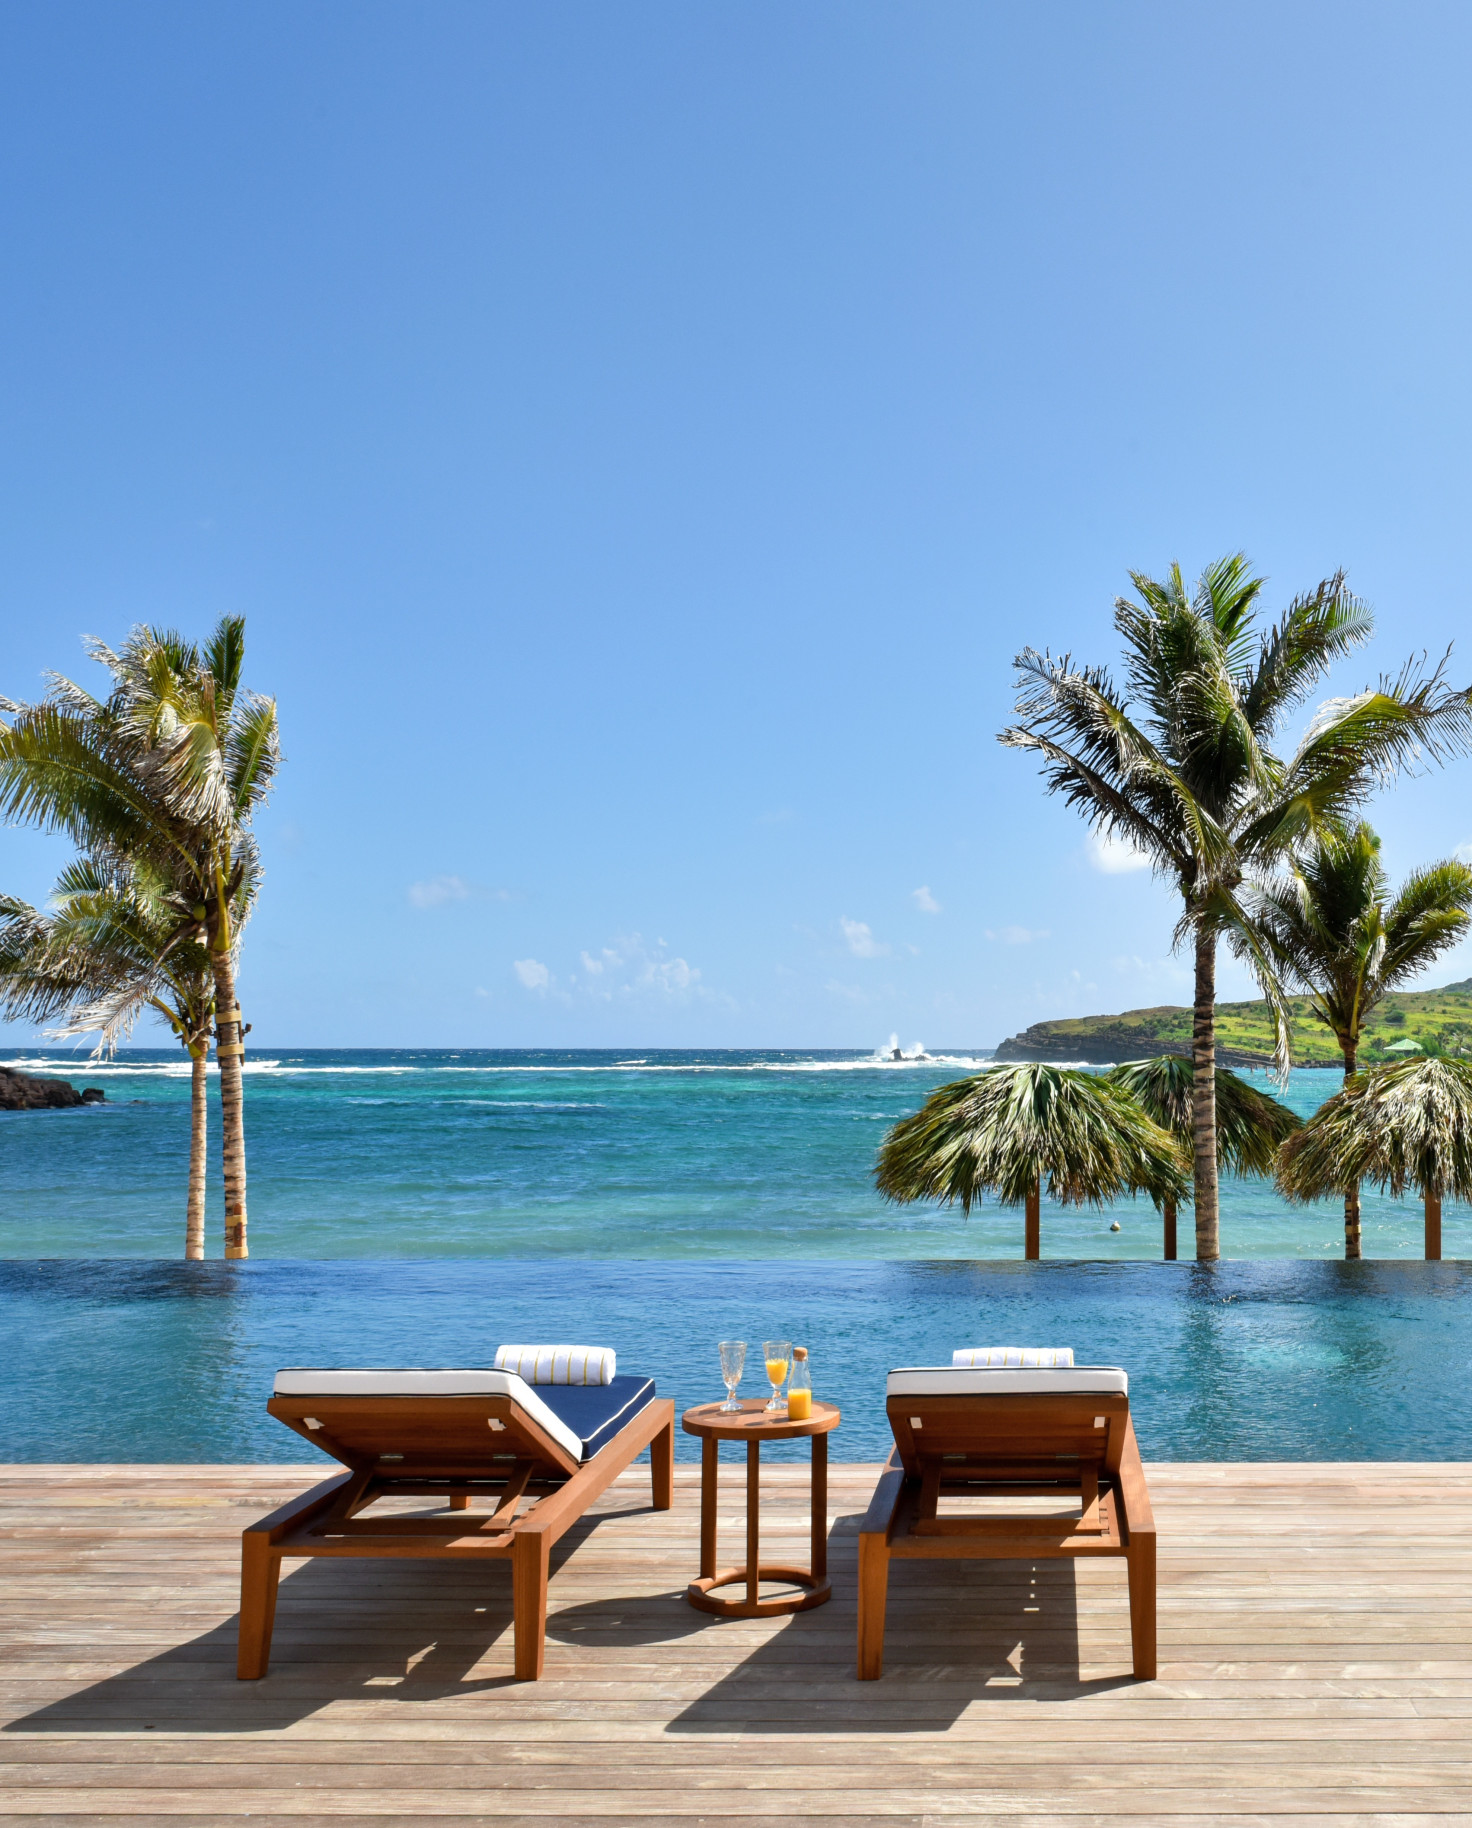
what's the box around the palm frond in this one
[1107,1055,1300,1180]
[875,1064,1189,1212]
[1277,1058,1472,1201]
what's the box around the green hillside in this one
[995,978,1472,1069]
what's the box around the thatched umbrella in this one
[1107,1056,1302,1261]
[1276,1056,1472,1260]
[875,1063,1189,1260]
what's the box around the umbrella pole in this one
[1162,1197,1177,1262]
[1025,1182,1040,1261]
[1426,1191,1442,1262]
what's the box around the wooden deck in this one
[3,1460,1472,1824]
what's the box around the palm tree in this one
[1277,1056,1472,1259]
[1106,1055,1301,1258]
[0,851,255,1258]
[0,619,278,1257]
[875,1062,1188,1258]
[1253,823,1472,1259]
[1000,556,1472,1260]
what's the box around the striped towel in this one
[951,1346,1075,1368]
[494,1344,617,1386]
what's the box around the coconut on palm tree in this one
[1253,822,1472,1259]
[0,618,278,1257]
[1106,1055,1300,1259]
[0,850,256,1259]
[1000,556,1472,1260]
[1277,1055,1472,1259]
[875,1062,1188,1258]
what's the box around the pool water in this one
[5,1257,1468,1464]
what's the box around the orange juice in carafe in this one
[786,1346,812,1420]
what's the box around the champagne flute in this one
[763,1338,791,1412]
[718,1340,747,1412]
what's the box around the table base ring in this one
[686,1564,832,1617]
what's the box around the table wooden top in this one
[681,1397,840,1441]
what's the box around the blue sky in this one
[4,2,1472,1050]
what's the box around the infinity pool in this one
[4,1257,1468,1463]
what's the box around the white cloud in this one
[841,917,888,958]
[513,958,550,991]
[1456,841,1472,864]
[410,875,472,909]
[912,886,941,914]
[986,925,1049,945]
[1088,832,1151,875]
[409,876,513,909]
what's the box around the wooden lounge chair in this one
[237,1366,674,1682]
[856,1362,1155,1681]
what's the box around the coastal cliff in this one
[994,977,1472,1069]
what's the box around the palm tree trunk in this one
[1341,1041,1361,1261]
[1191,925,1220,1261]
[1162,1197,1177,1261]
[209,946,249,1259]
[186,1041,208,1261]
[1426,1190,1442,1262]
[1024,1181,1040,1261]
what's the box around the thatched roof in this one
[875,1062,1189,1213]
[1276,1056,1472,1202]
[1106,1055,1300,1183]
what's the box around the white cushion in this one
[952,1347,1074,1368]
[271,1367,583,1463]
[888,1365,1128,1397]
[494,1344,615,1385]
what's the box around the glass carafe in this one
[786,1345,812,1420]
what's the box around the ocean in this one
[0,1047,1460,1260]
[3,1048,1468,1463]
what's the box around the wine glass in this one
[762,1338,791,1412]
[718,1340,747,1412]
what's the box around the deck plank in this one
[2,1462,1471,1822]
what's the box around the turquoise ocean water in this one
[3,1048,1469,1462]
[1,1046,1462,1260]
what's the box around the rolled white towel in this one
[951,1346,1075,1368]
[494,1344,616,1385]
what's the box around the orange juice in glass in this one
[786,1346,812,1419]
[762,1339,791,1411]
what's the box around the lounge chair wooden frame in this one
[857,1388,1155,1681]
[238,1388,675,1682]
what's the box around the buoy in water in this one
[1109,1220,1121,1232]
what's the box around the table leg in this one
[746,1440,760,1609]
[811,1430,828,1582]
[700,1437,718,1580]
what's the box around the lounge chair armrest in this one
[243,1471,355,1543]
[1114,1417,1155,1540]
[859,1448,907,1543]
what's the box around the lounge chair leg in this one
[651,1413,674,1511]
[512,1530,551,1680]
[856,1531,889,1680]
[449,1491,470,1511]
[237,1532,282,1679]
[1128,1532,1157,1680]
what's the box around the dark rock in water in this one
[0,1067,105,1110]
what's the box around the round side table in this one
[681,1398,841,1617]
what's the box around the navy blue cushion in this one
[534,1374,657,1461]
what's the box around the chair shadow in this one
[663,1509,1138,1735]
[3,1510,615,1736]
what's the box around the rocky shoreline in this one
[0,1066,106,1111]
